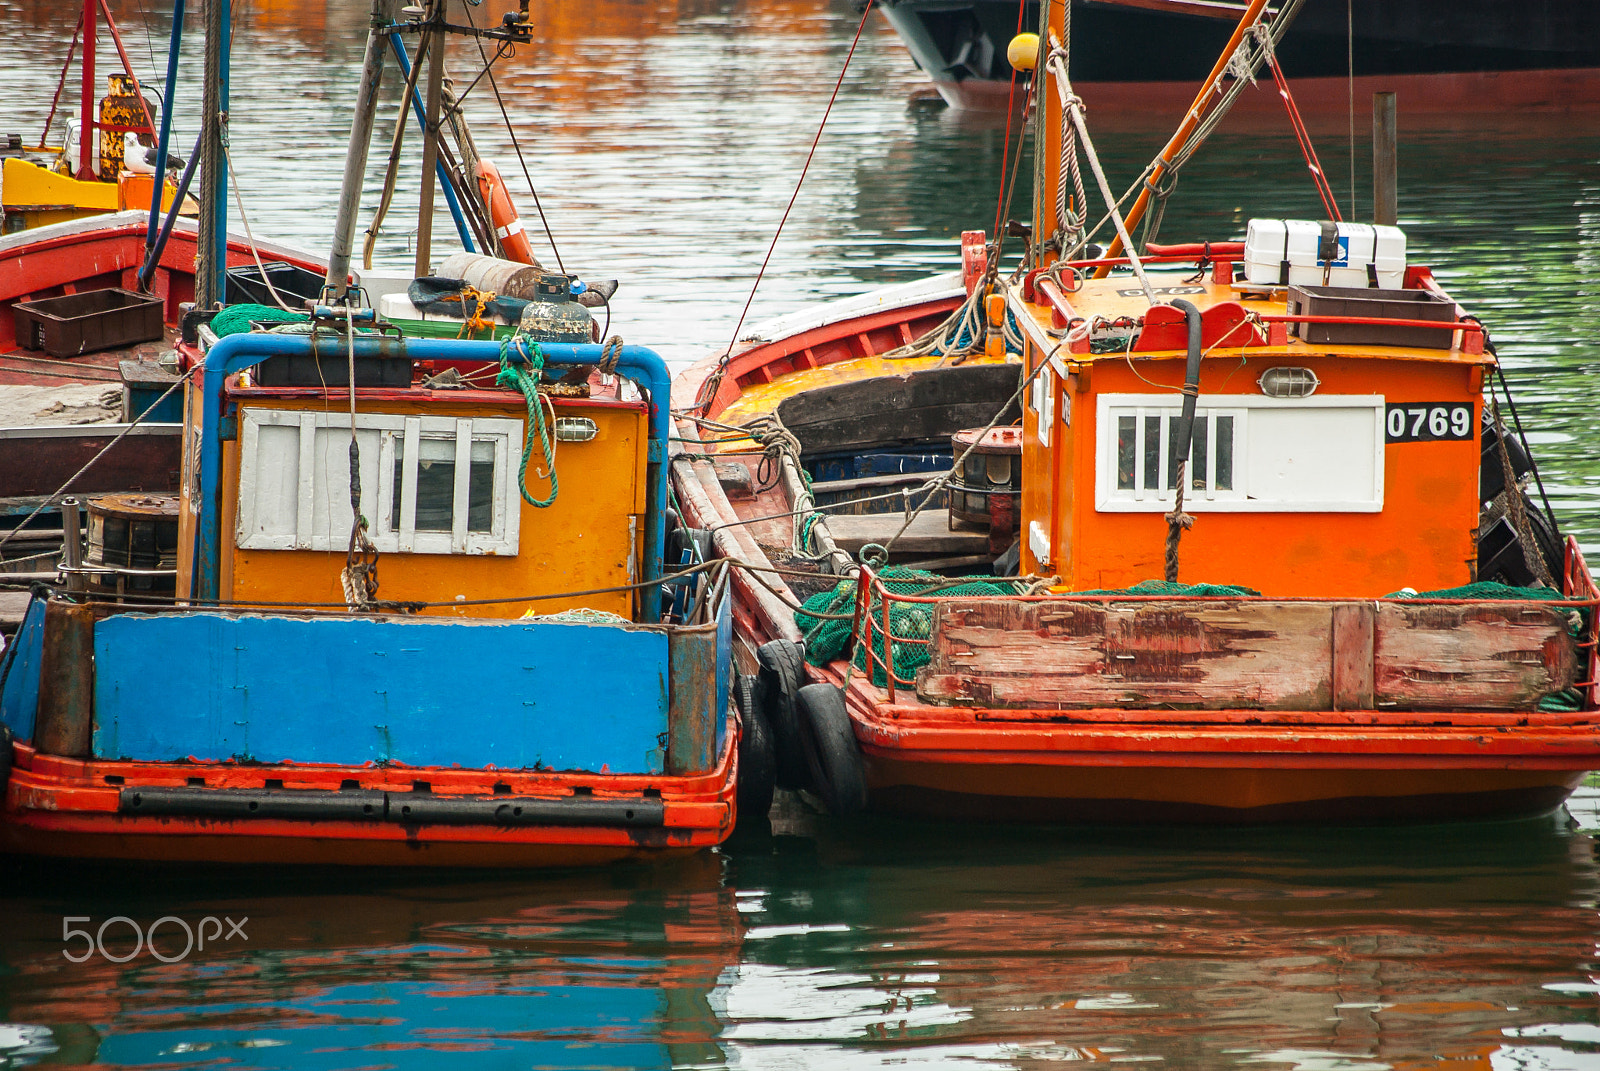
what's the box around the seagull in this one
[122,131,185,176]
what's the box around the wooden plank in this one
[826,511,990,558]
[0,590,34,629]
[917,598,1335,710]
[916,596,1582,713]
[1373,602,1578,711]
[1330,602,1376,710]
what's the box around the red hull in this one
[1,738,738,868]
[943,68,1600,125]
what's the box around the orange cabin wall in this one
[1026,353,1483,597]
[176,390,649,619]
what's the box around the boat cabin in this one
[1012,252,1497,597]
[184,347,650,618]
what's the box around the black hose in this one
[1168,299,1204,478]
[1163,299,1203,583]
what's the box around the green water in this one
[2,0,1599,1065]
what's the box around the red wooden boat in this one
[671,8,1600,824]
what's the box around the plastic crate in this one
[224,261,325,309]
[13,287,163,358]
[1285,284,1456,348]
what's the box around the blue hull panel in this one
[0,594,45,742]
[92,614,669,773]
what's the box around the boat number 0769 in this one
[1384,402,1473,443]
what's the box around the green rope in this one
[496,335,559,508]
[210,303,309,338]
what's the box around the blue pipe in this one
[136,128,203,291]
[208,0,230,304]
[193,336,669,610]
[387,33,476,253]
[144,0,185,256]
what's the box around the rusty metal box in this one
[13,287,164,358]
[1286,284,1456,348]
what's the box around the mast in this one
[325,0,399,303]
[414,0,446,277]
[77,0,95,179]
[195,0,231,307]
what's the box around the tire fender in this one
[756,639,811,790]
[734,673,776,820]
[795,683,868,817]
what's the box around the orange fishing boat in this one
[671,4,1600,823]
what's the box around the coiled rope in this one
[497,335,559,507]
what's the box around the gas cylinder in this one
[98,75,148,181]
[518,275,593,343]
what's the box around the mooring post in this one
[1373,91,1398,227]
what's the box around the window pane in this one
[1116,416,1136,490]
[1143,415,1161,492]
[1191,415,1208,490]
[468,439,495,533]
[1215,415,1234,491]
[415,437,456,532]
[390,436,404,531]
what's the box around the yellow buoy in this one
[1007,33,1040,72]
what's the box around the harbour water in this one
[3,0,1600,1066]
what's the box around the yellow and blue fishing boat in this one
[0,0,739,867]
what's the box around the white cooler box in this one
[1243,219,1406,289]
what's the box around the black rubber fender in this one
[734,673,775,820]
[796,683,868,817]
[0,723,12,802]
[756,639,811,790]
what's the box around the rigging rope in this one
[1265,36,1340,221]
[704,0,877,412]
[460,1,565,273]
[364,32,430,271]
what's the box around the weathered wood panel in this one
[917,599,1335,710]
[917,597,1581,713]
[1373,602,1579,711]
[1331,602,1376,710]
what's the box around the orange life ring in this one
[475,159,536,265]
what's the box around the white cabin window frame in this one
[236,408,522,555]
[1094,393,1385,513]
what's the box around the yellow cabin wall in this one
[1025,353,1483,598]
[213,393,647,619]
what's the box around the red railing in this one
[1565,536,1600,709]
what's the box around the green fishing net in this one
[795,567,1027,686]
[209,303,309,338]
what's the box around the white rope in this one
[222,142,298,313]
[1046,53,1156,304]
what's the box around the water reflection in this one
[0,855,737,1068]
[4,813,1600,1066]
